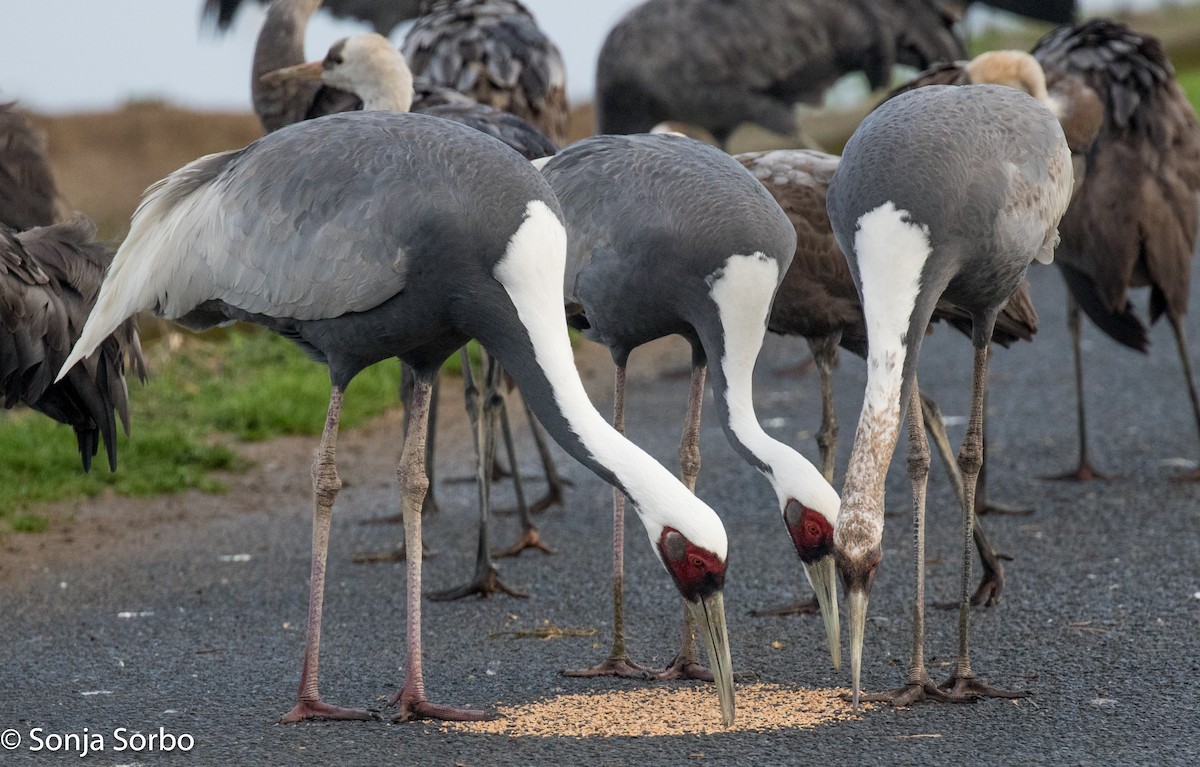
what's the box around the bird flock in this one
[4,0,1199,731]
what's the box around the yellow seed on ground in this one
[441,684,869,738]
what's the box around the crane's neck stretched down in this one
[702,254,840,526]
[484,200,729,561]
[836,202,934,560]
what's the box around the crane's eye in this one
[688,554,705,569]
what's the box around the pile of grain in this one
[442,684,866,738]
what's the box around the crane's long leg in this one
[390,376,494,722]
[358,363,439,525]
[1043,295,1108,481]
[940,344,1027,701]
[749,335,838,618]
[429,349,526,600]
[563,365,653,679]
[861,382,948,706]
[280,386,374,723]
[494,368,554,557]
[1166,314,1200,483]
[920,394,1010,608]
[656,362,714,683]
[522,401,572,514]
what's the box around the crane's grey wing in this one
[417,101,557,160]
[412,77,477,110]
[1034,20,1200,338]
[0,103,63,230]
[402,0,569,143]
[1,218,143,471]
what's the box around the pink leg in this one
[563,365,653,679]
[389,376,495,722]
[280,387,374,723]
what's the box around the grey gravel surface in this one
[1,262,1198,765]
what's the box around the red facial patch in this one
[658,527,726,603]
[783,499,833,564]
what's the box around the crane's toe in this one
[849,678,951,708]
[939,674,1028,701]
[653,656,713,683]
[427,567,529,600]
[494,527,554,558]
[561,657,655,680]
[279,699,378,723]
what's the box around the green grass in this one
[0,326,406,530]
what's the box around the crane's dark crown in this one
[836,544,882,595]
[658,528,725,603]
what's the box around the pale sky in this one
[0,0,1170,114]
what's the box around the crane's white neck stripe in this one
[492,200,727,559]
[836,202,929,558]
[707,254,840,525]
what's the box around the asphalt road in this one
[1,260,1199,766]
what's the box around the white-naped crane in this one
[57,110,736,725]
[739,147,1038,610]
[595,0,964,148]
[2,217,144,472]
[827,84,1071,709]
[401,0,569,145]
[264,33,559,589]
[1030,20,1200,482]
[541,132,841,684]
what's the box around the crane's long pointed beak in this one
[847,587,867,713]
[260,60,324,86]
[687,592,734,726]
[804,556,841,671]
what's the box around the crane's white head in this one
[261,33,414,113]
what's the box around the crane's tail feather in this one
[56,150,236,382]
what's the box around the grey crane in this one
[202,0,424,35]
[0,102,66,230]
[594,0,964,148]
[402,0,569,144]
[739,147,1038,610]
[541,133,840,685]
[2,217,144,472]
[265,33,559,588]
[827,85,1071,708]
[57,111,734,725]
[1030,20,1200,482]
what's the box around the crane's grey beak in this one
[260,60,324,87]
[847,587,867,713]
[687,591,734,726]
[803,556,841,671]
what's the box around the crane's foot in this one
[427,566,528,600]
[279,699,377,723]
[749,596,822,617]
[528,478,572,515]
[972,545,1008,608]
[940,673,1028,701]
[850,677,951,708]
[978,499,1035,516]
[351,540,434,564]
[389,683,496,723]
[654,654,713,682]
[562,656,654,680]
[1039,460,1109,482]
[494,527,554,558]
[1169,465,1200,483]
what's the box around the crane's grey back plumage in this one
[1,217,144,471]
[829,85,1070,404]
[1033,20,1200,351]
[203,0,425,34]
[742,148,1038,358]
[544,134,795,363]
[595,0,964,142]
[402,0,569,144]
[0,102,65,230]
